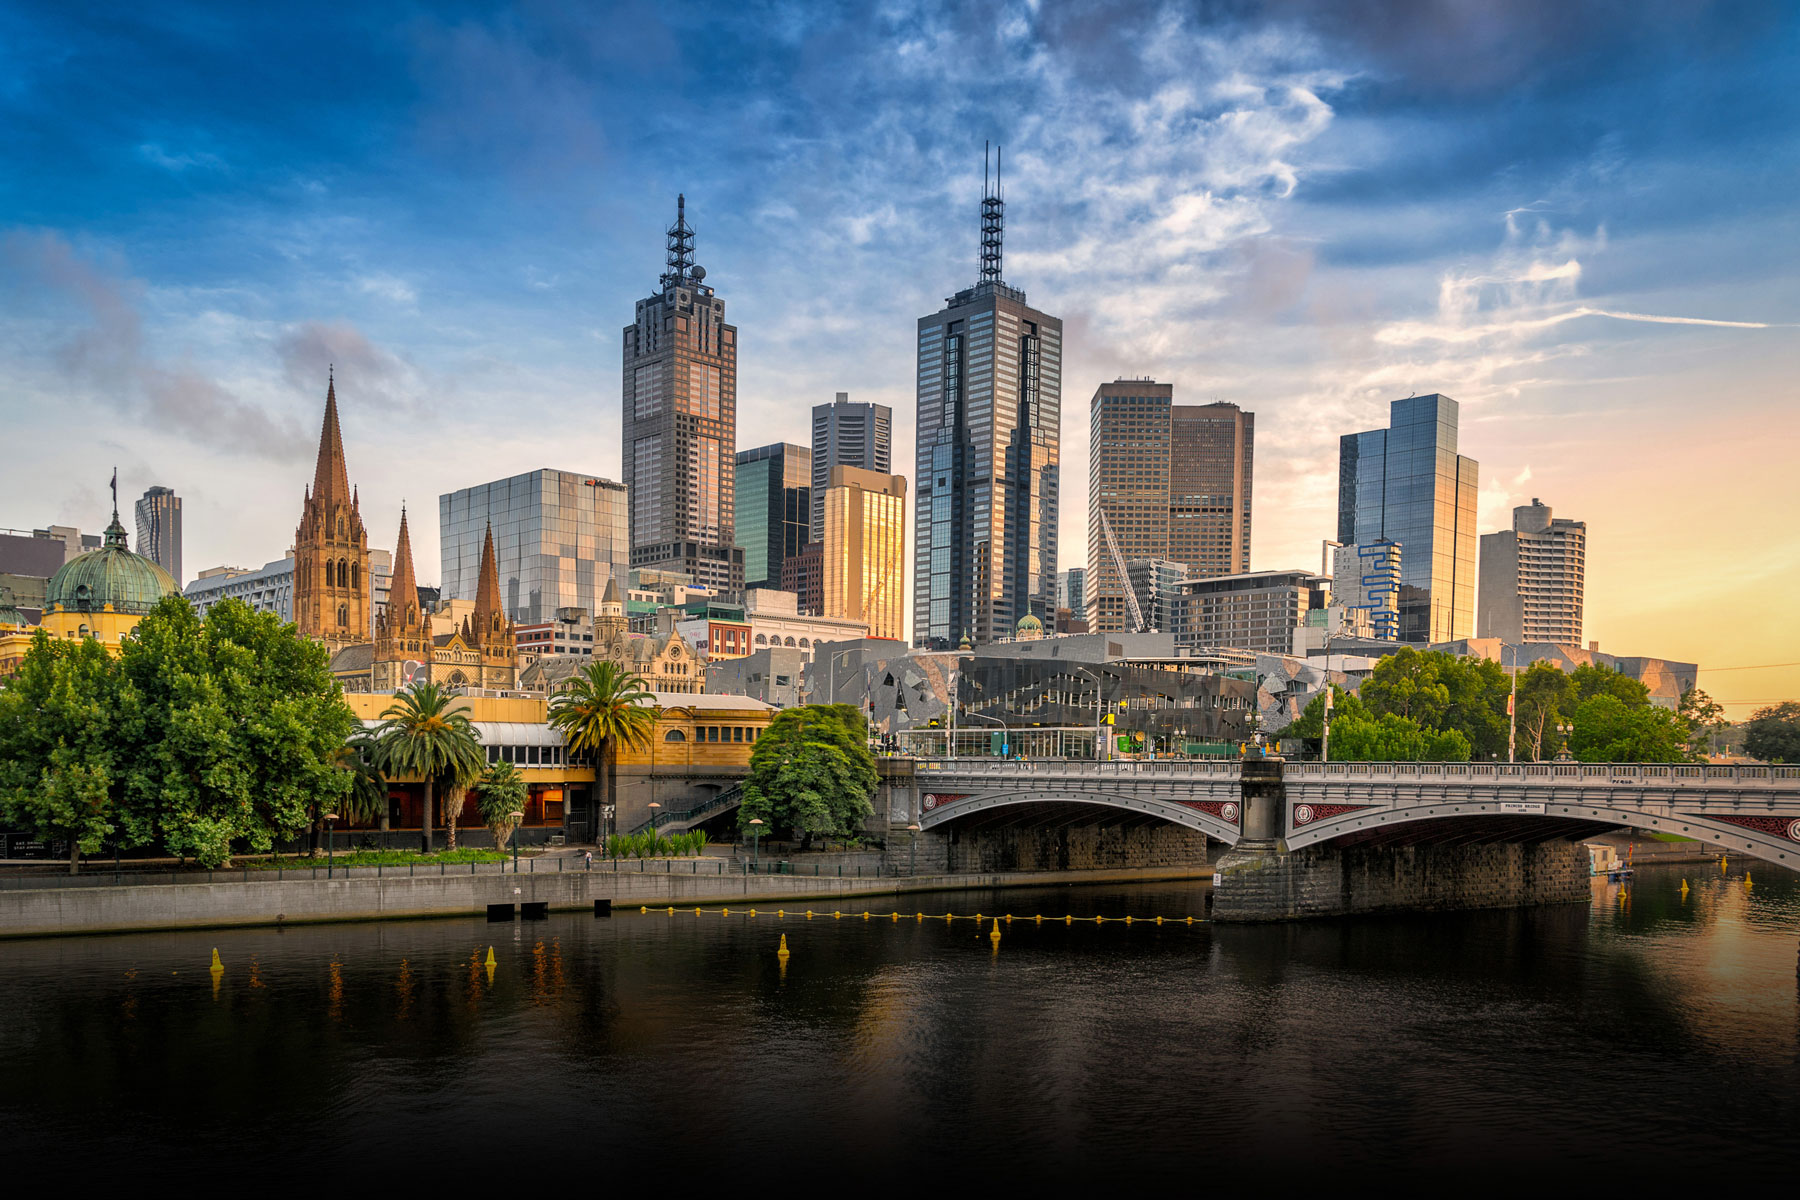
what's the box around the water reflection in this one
[0,864,1794,1185]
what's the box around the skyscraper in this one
[440,469,629,626]
[736,443,811,592]
[134,485,182,587]
[1478,498,1586,644]
[1337,394,1479,643]
[622,195,743,592]
[821,465,907,641]
[1086,380,1254,632]
[811,393,892,543]
[913,146,1062,648]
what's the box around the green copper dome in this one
[0,586,22,629]
[45,516,177,617]
[1016,613,1043,632]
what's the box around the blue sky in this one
[2,1,1796,709]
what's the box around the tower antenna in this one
[662,193,696,291]
[980,143,1005,286]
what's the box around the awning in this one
[359,719,564,747]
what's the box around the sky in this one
[1,0,1796,715]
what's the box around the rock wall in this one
[1212,839,1590,922]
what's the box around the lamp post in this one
[1070,665,1108,761]
[965,708,1008,756]
[323,812,338,878]
[1553,721,1575,763]
[748,818,764,871]
[646,800,662,837]
[907,822,920,877]
[508,811,524,871]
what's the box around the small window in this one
[732,727,743,742]
[664,729,687,742]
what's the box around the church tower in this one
[294,372,371,654]
[469,522,517,688]
[595,576,628,654]
[372,507,432,691]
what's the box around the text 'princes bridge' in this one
[886,757,1800,921]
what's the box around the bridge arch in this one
[1286,798,1800,871]
[920,788,1242,846]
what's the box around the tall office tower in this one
[1478,498,1586,644]
[622,195,743,592]
[1087,380,1255,633]
[440,469,629,626]
[811,393,892,543]
[1057,566,1087,624]
[293,372,370,655]
[913,146,1062,648]
[736,443,812,591]
[821,465,908,641]
[134,485,182,587]
[1337,394,1479,643]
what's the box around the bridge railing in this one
[910,758,1799,787]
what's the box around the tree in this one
[476,761,530,852]
[1571,662,1650,708]
[1743,701,1800,764]
[1358,647,1450,724]
[438,757,485,851]
[547,660,654,836]
[374,682,485,853]
[1568,695,1695,764]
[738,705,877,845]
[112,596,354,867]
[1285,688,1469,762]
[1360,648,1508,759]
[1515,663,1575,761]
[333,726,390,830]
[1678,687,1728,756]
[0,632,119,873]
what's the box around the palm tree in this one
[374,682,485,853]
[477,760,530,852]
[333,725,391,832]
[548,661,655,842]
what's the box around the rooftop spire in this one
[980,141,1005,286]
[104,467,129,549]
[473,521,504,629]
[311,372,353,507]
[387,506,419,628]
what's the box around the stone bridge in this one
[906,757,1800,919]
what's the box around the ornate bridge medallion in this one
[1688,813,1800,842]
[1180,800,1239,824]
[1292,803,1376,826]
[921,793,970,812]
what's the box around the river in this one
[0,862,1795,1185]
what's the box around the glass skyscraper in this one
[811,393,892,543]
[134,485,182,587]
[735,443,811,592]
[913,149,1061,648]
[439,469,629,625]
[1337,394,1478,644]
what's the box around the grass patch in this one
[247,847,518,870]
[1645,833,1697,843]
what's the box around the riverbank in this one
[0,864,1213,940]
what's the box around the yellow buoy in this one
[748,909,757,916]
[209,948,223,973]
[777,933,790,960]
[778,910,786,917]
[806,910,815,918]
[989,918,1002,945]
[1155,916,1164,925]
[862,911,871,920]
[723,908,731,915]
[1064,915,1073,925]
[639,906,648,913]
[1185,916,1196,925]
[484,946,496,968]
[1745,872,1754,889]
[1124,915,1133,925]
[666,906,674,914]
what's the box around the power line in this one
[1701,661,1800,673]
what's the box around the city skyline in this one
[1,3,1796,710]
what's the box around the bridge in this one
[906,758,1800,920]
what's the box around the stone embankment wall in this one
[0,862,1210,940]
[1213,840,1589,923]
[945,823,1210,874]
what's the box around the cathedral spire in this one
[387,506,419,629]
[311,372,353,507]
[474,521,504,632]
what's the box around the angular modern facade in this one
[913,149,1061,648]
[440,469,629,627]
[1172,569,1329,656]
[1478,498,1586,644]
[622,195,743,592]
[821,465,907,642]
[811,393,892,543]
[735,443,811,592]
[134,485,182,587]
[1087,379,1253,632]
[1337,394,1478,644]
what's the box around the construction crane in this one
[1097,507,1149,633]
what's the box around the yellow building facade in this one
[821,465,907,641]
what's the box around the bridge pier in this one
[1213,756,1592,922]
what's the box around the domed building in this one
[1014,612,1044,642]
[0,585,31,676]
[40,505,178,648]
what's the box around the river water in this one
[1,862,1796,1185]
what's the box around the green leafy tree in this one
[738,705,876,845]
[374,681,485,853]
[333,726,390,829]
[0,632,119,873]
[1285,688,1469,762]
[1357,647,1450,723]
[1360,648,1508,758]
[112,596,355,867]
[547,660,654,836]
[1677,687,1728,756]
[476,761,530,851]
[1743,701,1800,764]
[1568,695,1695,763]
[1571,662,1650,708]
[1515,663,1576,761]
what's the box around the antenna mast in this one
[662,193,696,291]
[980,141,1005,286]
